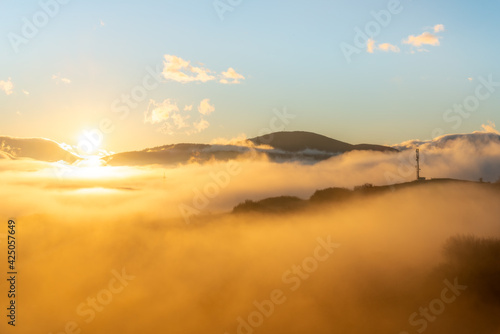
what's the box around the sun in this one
[70,156,112,179]
[77,156,106,168]
[50,156,111,179]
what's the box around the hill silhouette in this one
[232,178,498,214]
[435,235,500,304]
[105,131,397,166]
[233,196,307,214]
[0,136,79,163]
[249,131,398,153]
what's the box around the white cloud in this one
[220,67,245,84]
[433,24,445,33]
[366,39,375,53]
[378,43,400,53]
[144,99,179,124]
[52,74,71,84]
[22,90,30,95]
[162,55,245,85]
[198,98,215,115]
[0,78,14,95]
[170,113,190,129]
[192,119,210,133]
[145,98,214,135]
[367,40,400,54]
[403,32,440,47]
[481,121,500,135]
[403,25,444,51]
[162,55,216,83]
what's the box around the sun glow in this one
[50,156,133,180]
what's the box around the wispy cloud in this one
[366,24,444,55]
[220,67,245,84]
[145,99,190,135]
[198,98,215,115]
[145,98,215,135]
[144,99,179,125]
[192,119,210,133]
[403,32,440,47]
[0,78,13,95]
[160,113,190,135]
[378,43,400,53]
[162,55,245,84]
[403,25,444,51]
[162,55,216,83]
[481,121,500,135]
[433,24,445,33]
[52,74,71,84]
[366,40,400,54]
[366,39,375,54]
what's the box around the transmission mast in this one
[416,148,424,181]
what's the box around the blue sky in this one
[1,0,499,152]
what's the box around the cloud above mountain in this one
[162,55,245,84]
[144,98,215,135]
[3,126,500,192]
[366,24,444,55]
[197,98,215,115]
[0,77,13,95]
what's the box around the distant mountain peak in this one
[249,131,397,154]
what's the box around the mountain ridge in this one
[0,136,79,163]
[2,130,497,166]
[104,131,398,166]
